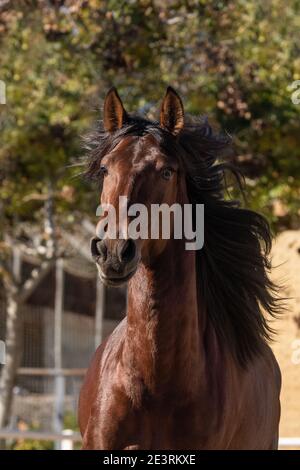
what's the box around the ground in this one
[270,230,300,446]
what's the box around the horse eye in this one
[100,165,108,176]
[161,167,174,180]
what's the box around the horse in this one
[78,86,281,450]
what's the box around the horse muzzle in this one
[91,237,138,287]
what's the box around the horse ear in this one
[160,86,184,136]
[103,87,128,132]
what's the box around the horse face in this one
[91,87,184,287]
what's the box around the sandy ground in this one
[270,230,300,445]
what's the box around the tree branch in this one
[17,259,55,304]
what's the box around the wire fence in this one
[13,368,85,431]
[0,302,95,449]
[2,368,85,449]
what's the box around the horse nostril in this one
[91,238,107,260]
[119,239,136,263]
[98,241,108,259]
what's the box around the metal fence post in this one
[53,259,64,449]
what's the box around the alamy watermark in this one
[96,196,204,250]
[289,80,300,105]
[0,340,5,365]
[0,80,6,105]
[291,339,300,365]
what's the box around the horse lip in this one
[99,268,137,287]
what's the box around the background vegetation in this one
[1,0,299,235]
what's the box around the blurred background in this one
[0,0,299,450]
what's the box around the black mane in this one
[85,114,282,367]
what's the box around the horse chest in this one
[118,401,202,450]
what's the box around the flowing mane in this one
[80,88,282,450]
[85,113,281,367]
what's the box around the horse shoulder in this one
[78,319,127,438]
[228,344,281,449]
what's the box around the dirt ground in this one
[270,230,300,445]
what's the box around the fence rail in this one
[18,368,86,377]
[279,437,300,447]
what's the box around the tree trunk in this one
[0,292,22,428]
[0,246,22,437]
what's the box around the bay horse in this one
[78,86,281,449]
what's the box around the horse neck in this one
[123,237,204,399]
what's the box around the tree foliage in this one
[0,0,299,232]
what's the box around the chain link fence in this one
[0,301,97,448]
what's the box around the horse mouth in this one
[98,268,137,287]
